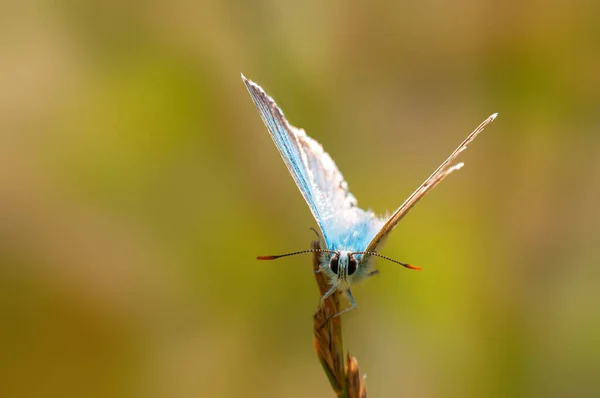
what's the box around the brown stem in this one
[312,241,367,398]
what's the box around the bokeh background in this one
[1,1,600,397]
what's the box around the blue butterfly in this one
[242,74,497,319]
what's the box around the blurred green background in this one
[1,1,600,397]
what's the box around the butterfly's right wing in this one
[364,113,498,254]
[243,75,364,248]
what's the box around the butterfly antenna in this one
[257,249,337,260]
[351,251,422,270]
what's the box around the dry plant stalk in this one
[312,240,367,398]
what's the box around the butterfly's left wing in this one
[243,74,382,249]
[364,113,498,254]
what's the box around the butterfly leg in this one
[368,270,380,277]
[316,284,338,312]
[314,262,329,274]
[318,289,358,329]
[327,289,358,320]
[309,227,321,239]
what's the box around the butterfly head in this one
[328,251,359,283]
[257,247,421,286]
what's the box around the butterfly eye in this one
[330,256,339,274]
[348,257,358,275]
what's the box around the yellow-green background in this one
[1,1,599,397]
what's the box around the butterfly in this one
[242,73,497,319]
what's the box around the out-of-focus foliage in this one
[1,1,599,397]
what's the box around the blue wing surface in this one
[242,75,384,252]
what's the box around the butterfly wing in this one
[243,75,382,250]
[363,113,498,255]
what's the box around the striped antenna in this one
[257,249,337,260]
[350,251,422,270]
